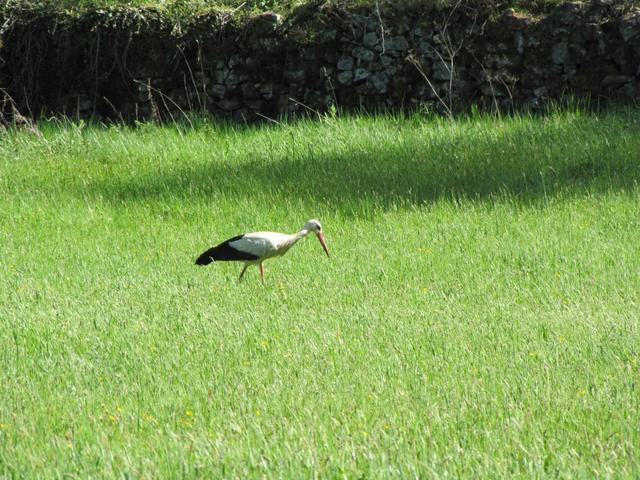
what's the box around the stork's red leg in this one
[238,264,249,282]
[259,262,264,283]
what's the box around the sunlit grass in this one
[1,109,639,477]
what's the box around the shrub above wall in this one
[0,0,639,121]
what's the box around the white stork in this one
[195,219,330,282]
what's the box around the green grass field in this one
[1,109,640,477]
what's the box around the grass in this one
[1,0,566,18]
[1,108,640,477]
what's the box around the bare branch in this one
[375,0,386,56]
[133,79,194,130]
[406,54,452,118]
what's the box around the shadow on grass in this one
[82,115,640,213]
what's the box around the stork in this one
[195,219,330,282]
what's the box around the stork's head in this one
[304,219,330,258]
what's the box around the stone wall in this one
[1,1,639,121]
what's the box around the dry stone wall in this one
[1,1,639,121]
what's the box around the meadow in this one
[1,108,639,477]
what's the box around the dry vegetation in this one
[0,0,570,18]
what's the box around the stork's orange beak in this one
[316,231,330,258]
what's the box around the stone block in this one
[601,75,634,86]
[552,42,570,65]
[386,36,408,52]
[284,69,305,82]
[352,47,375,62]
[433,60,452,81]
[363,32,378,48]
[245,99,264,111]
[380,55,393,67]
[337,55,354,71]
[260,83,275,99]
[353,68,370,82]
[217,98,241,111]
[368,72,389,93]
[210,84,226,99]
[337,71,353,85]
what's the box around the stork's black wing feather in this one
[195,235,259,265]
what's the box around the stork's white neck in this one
[270,228,307,254]
[296,228,311,239]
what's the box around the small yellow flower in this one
[256,409,261,417]
[260,340,268,349]
[185,410,193,417]
[109,415,117,422]
[0,423,8,430]
[362,431,368,437]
